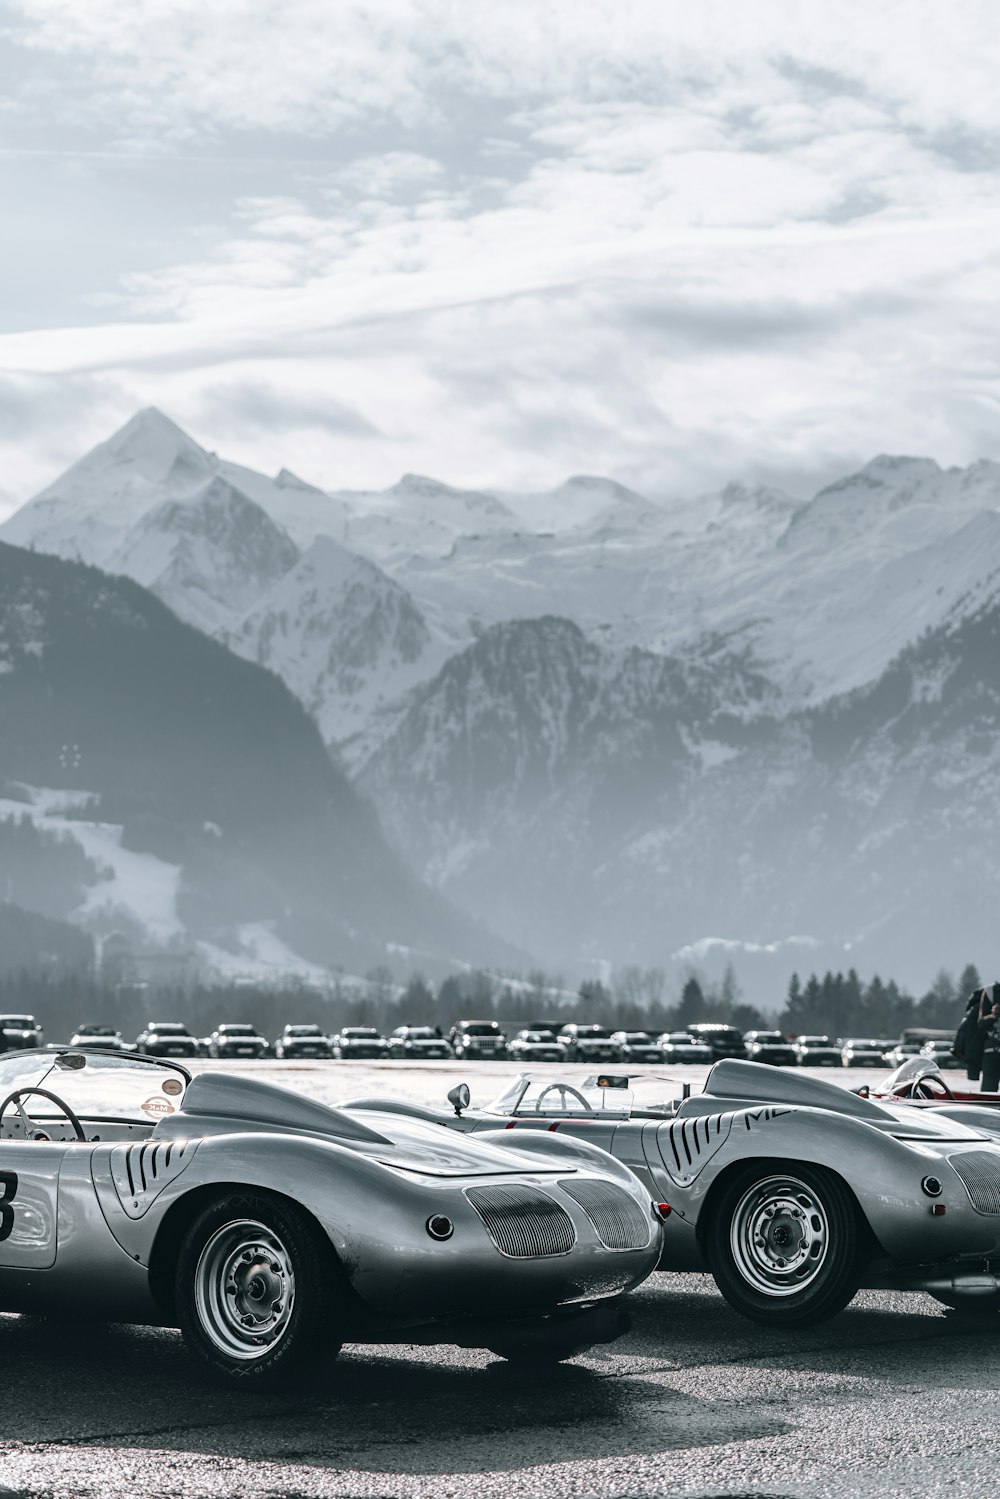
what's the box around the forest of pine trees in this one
[0,958,982,1046]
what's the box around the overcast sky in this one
[2,1,1000,513]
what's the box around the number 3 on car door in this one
[0,1148,60,1267]
[0,1170,18,1241]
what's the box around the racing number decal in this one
[0,1170,18,1242]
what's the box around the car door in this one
[0,1141,63,1268]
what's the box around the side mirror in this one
[447,1083,471,1117]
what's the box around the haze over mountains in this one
[4,407,1000,992]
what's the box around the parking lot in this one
[0,1058,986,1499]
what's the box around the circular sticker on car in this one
[141,1097,176,1119]
[162,1078,183,1096]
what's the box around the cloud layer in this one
[2,2,1000,508]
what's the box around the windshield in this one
[0,1050,189,1125]
[287,1025,322,1036]
[0,1016,37,1028]
[406,1028,440,1039]
[488,1072,684,1119]
[519,1031,556,1042]
[799,1038,832,1047]
[343,1028,378,1037]
[75,1025,118,1036]
[461,1024,500,1035]
[149,1023,189,1034]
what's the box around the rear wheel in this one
[705,1163,862,1327]
[175,1190,343,1387]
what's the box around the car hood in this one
[159,1072,567,1176]
[688,1059,986,1141]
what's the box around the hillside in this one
[0,542,510,977]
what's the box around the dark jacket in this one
[956,991,987,1069]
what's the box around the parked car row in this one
[0,1013,961,1068]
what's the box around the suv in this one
[610,1030,664,1064]
[508,1028,565,1062]
[449,1020,508,1061]
[0,1014,44,1052]
[387,1026,452,1060]
[135,1022,198,1058]
[209,1023,269,1059]
[70,1023,127,1051]
[792,1035,842,1067]
[332,1027,388,1059]
[275,1023,331,1059]
[557,1024,623,1063]
[685,1024,746,1062]
[841,1038,891,1068]
[657,1031,713,1064]
[743,1030,798,1066]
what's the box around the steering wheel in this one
[533,1082,595,1114]
[0,1087,86,1141]
[894,1073,955,1102]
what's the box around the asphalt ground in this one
[1,1059,990,1499]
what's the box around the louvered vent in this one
[558,1179,651,1250]
[465,1184,575,1257]
[950,1151,1000,1215]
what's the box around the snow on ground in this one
[196,923,333,986]
[0,784,183,939]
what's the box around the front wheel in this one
[175,1190,344,1387]
[705,1163,862,1327]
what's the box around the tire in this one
[175,1190,344,1388]
[705,1163,862,1328]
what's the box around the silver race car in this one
[0,1049,661,1385]
[357,1060,1000,1328]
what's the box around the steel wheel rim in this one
[194,1218,296,1360]
[730,1175,830,1297]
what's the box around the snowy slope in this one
[8,408,1000,745]
[107,477,301,634]
[2,408,216,564]
[358,603,1000,988]
[228,534,448,745]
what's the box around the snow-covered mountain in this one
[9,408,1000,984]
[357,606,1000,988]
[3,410,446,748]
[229,534,448,746]
[0,541,510,978]
[11,411,1000,726]
[107,477,301,634]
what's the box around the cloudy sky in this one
[2,1,1000,513]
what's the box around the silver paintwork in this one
[378,1059,1000,1311]
[0,1049,660,1353]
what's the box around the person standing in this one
[979,989,1000,1094]
[956,987,988,1084]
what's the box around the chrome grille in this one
[465,1185,575,1257]
[951,1151,1000,1214]
[558,1179,651,1251]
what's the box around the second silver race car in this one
[353,1059,1000,1327]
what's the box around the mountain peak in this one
[103,407,209,467]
